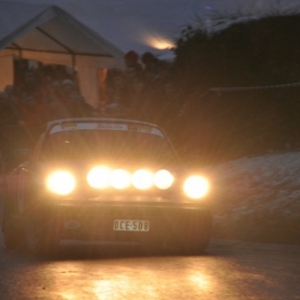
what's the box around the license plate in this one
[113,219,150,232]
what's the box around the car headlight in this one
[46,170,76,195]
[87,166,111,189]
[153,169,174,190]
[183,175,209,199]
[132,169,153,190]
[110,169,131,189]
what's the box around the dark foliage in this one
[172,14,300,164]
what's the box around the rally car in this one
[2,118,212,256]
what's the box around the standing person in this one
[60,79,77,103]
[124,50,143,72]
[0,92,20,172]
[129,75,154,121]
[147,61,172,124]
[105,70,132,114]
[16,71,43,103]
[60,79,93,117]
[4,85,18,116]
[16,71,46,126]
[141,52,161,83]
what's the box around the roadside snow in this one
[209,152,300,244]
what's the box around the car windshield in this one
[40,129,179,165]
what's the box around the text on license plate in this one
[113,219,150,232]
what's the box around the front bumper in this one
[43,200,211,244]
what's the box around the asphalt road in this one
[0,236,300,300]
[0,190,300,300]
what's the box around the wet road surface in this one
[0,237,300,300]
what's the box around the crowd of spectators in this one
[102,50,180,126]
[0,63,93,171]
[2,67,92,125]
[0,51,182,172]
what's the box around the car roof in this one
[46,118,161,129]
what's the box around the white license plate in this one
[113,219,150,232]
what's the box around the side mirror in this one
[3,149,32,173]
[13,149,32,165]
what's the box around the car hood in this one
[36,159,186,173]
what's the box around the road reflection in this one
[44,259,216,300]
[3,243,297,300]
[188,271,211,290]
[20,244,218,300]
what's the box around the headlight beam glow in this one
[110,169,131,190]
[87,166,111,189]
[46,170,76,195]
[183,175,209,199]
[153,169,174,190]
[132,169,153,190]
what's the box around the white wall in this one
[0,53,13,91]
[77,66,100,109]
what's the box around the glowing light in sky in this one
[143,33,175,50]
